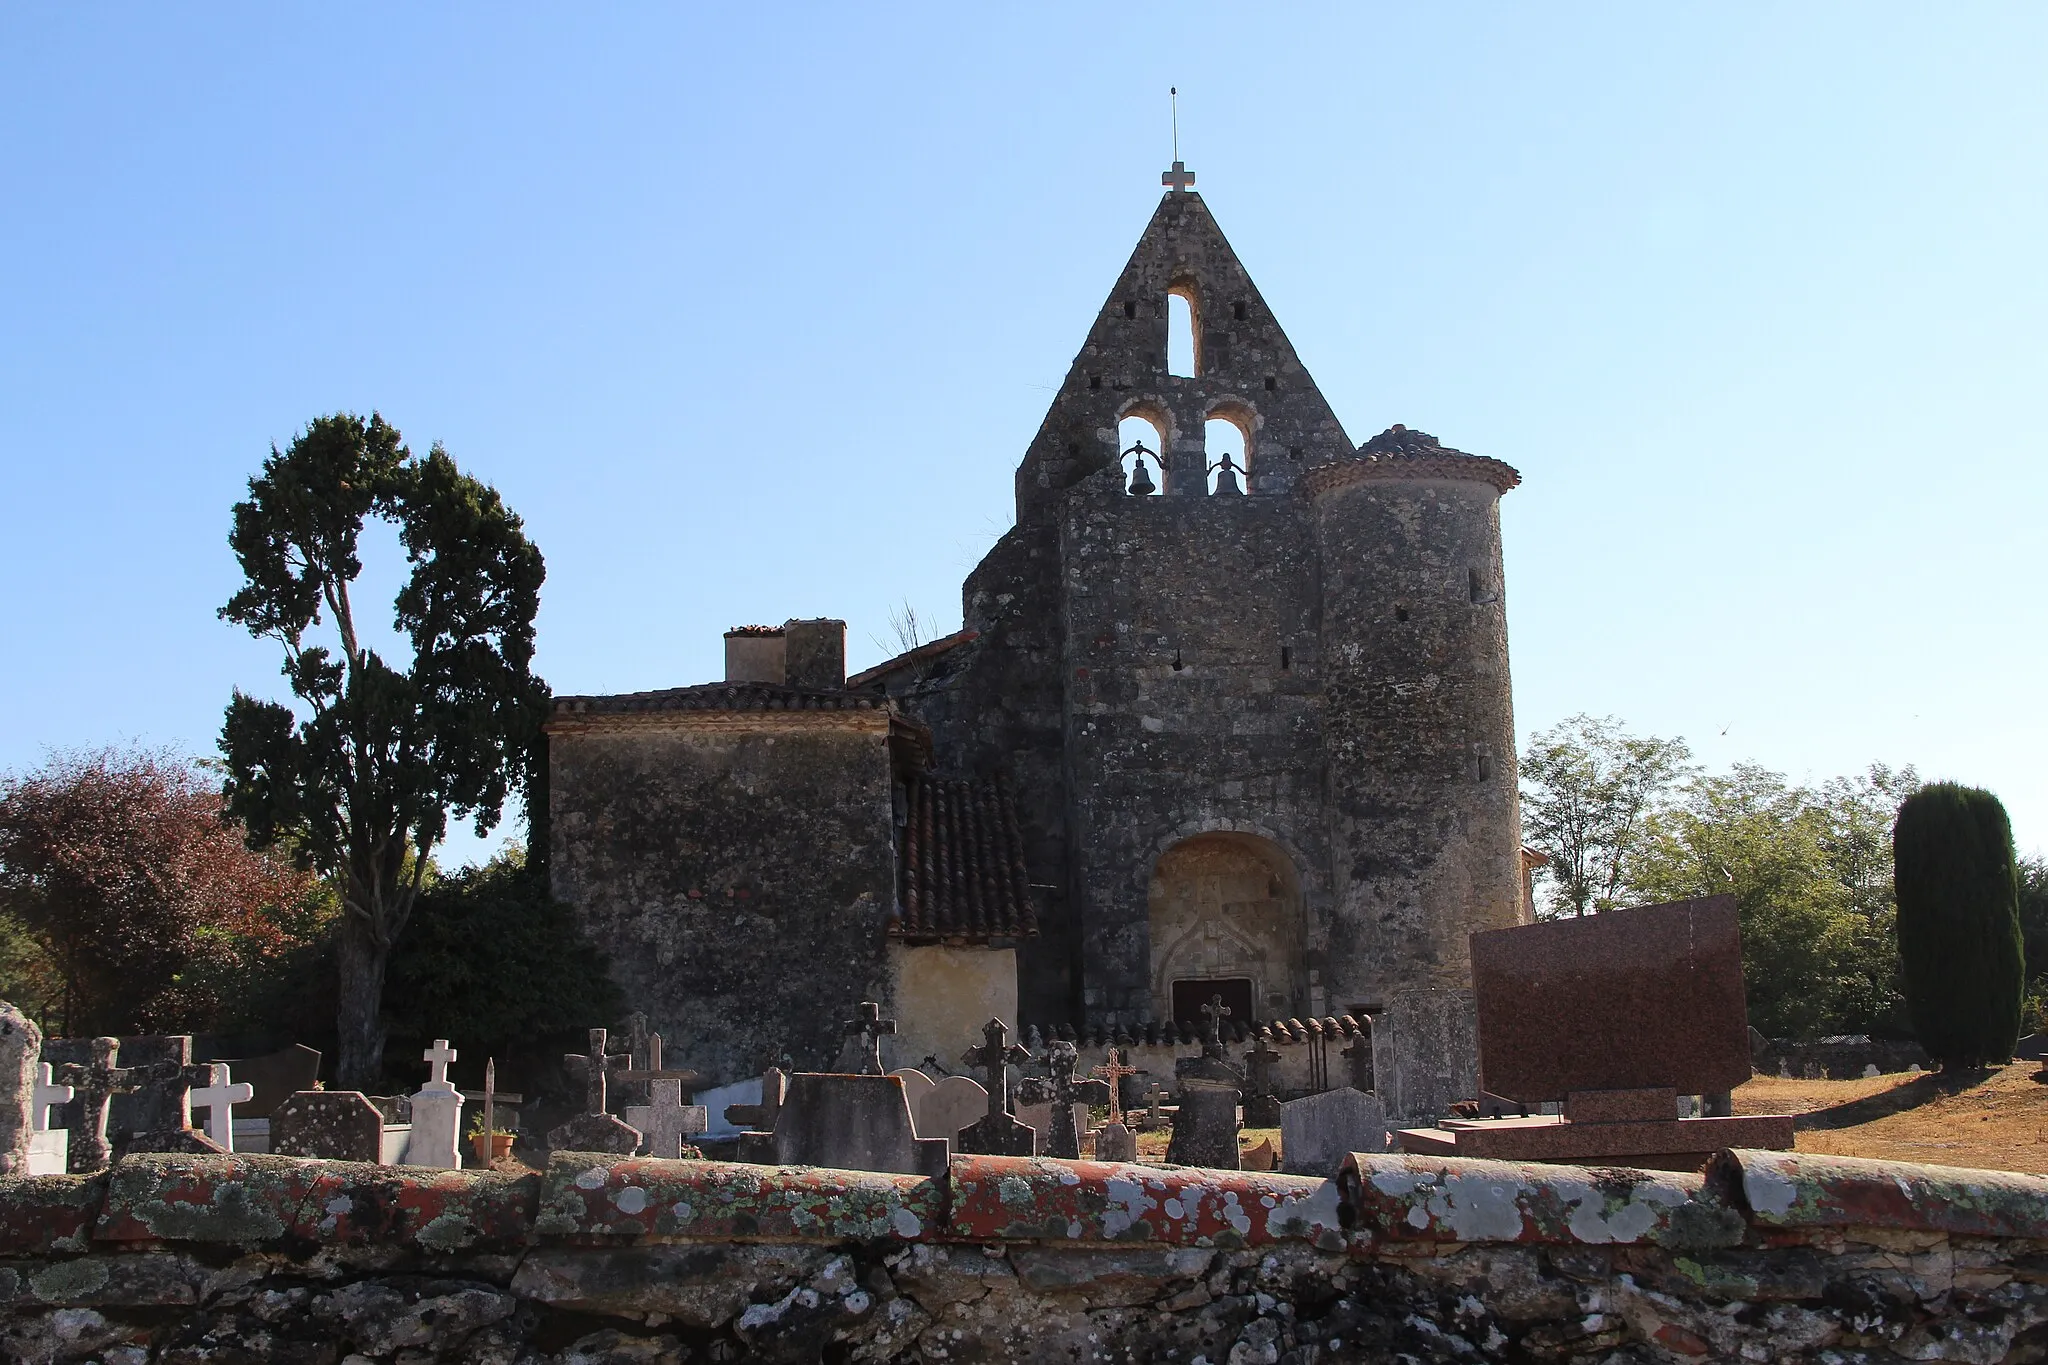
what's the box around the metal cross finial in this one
[842,1001,896,1076]
[1162,86,1194,192]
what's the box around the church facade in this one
[545,187,1528,1120]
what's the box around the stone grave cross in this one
[189,1064,254,1150]
[1090,1048,1138,1126]
[1042,1042,1110,1159]
[961,1017,1031,1118]
[53,1037,140,1172]
[1341,1026,1375,1092]
[31,1063,72,1132]
[423,1039,456,1086]
[1243,1036,1283,1126]
[1201,995,1232,1060]
[842,1001,895,1077]
[620,1034,709,1158]
[563,1028,632,1117]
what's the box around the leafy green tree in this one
[1520,715,1696,916]
[2018,854,2048,992]
[1893,783,2024,1070]
[219,413,548,1088]
[382,848,620,1068]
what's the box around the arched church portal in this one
[1148,832,1304,1027]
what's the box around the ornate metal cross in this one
[1090,1048,1139,1126]
[842,1001,895,1076]
[962,1017,1032,1118]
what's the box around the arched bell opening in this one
[1147,832,1305,1027]
[1117,409,1169,497]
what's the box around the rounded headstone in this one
[0,1002,40,1175]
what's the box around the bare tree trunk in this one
[334,916,389,1091]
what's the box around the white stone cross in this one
[423,1039,458,1089]
[189,1064,254,1150]
[624,1079,708,1159]
[32,1063,73,1132]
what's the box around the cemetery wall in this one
[5,1148,2047,1362]
[548,714,901,1084]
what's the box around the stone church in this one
[545,180,1528,1120]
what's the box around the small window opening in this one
[1171,648,1184,671]
[1119,415,1167,495]
[1263,375,1277,392]
[1066,441,1080,457]
[1167,290,1197,377]
[1205,418,1248,494]
[1088,375,1101,391]
[1123,300,1138,319]
[1395,605,1410,623]
[1288,445,1302,461]
[1469,566,1498,604]
[1280,645,1291,670]
[1232,300,1248,322]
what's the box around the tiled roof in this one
[846,628,979,690]
[551,683,890,718]
[1303,424,1521,496]
[893,775,1036,943]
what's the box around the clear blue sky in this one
[4,6,2043,865]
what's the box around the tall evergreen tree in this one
[1893,783,2024,1070]
[219,413,548,1088]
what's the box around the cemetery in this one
[1,62,2042,1360]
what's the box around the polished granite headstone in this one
[1397,895,1794,1169]
[1472,895,1752,1103]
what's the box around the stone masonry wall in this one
[548,715,899,1083]
[5,1148,2048,1363]
[1059,475,1328,1023]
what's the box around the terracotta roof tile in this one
[894,775,1036,943]
[551,683,888,717]
[1303,424,1521,496]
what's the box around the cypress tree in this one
[1893,783,2024,1070]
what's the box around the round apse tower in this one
[1308,425,1524,1119]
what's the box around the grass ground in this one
[1112,1062,2048,1176]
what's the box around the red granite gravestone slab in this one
[1471,895,1751,1105]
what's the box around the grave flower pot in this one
[472,1133,514,1165]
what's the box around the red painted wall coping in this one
[0,1147,2037,1260]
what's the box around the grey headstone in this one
[918,1075,988,1143]
[1166,1081,1240,1170]
[0,1003,40,1175]
[772,1073,947,1178]
[273,1091,384,1161]
[955,1110,1036,1156]
[548,1112,643,1155]
[1092,1120,1137,1163]
[44,1035,193,1140]
[1279,1087,1388,1177]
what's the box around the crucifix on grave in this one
[842,1001,895,1077]
[1090,1048,1139,1127]
[955,1019,1036,1156]
[52,1039,136,1172]
[32,1063,72,1133]
[547,1026,642,1155]
[1201,995,1232,1060]
[619,1034,709,1159]
[564,1027,632,1117]
[189,1064,254,1151]
[460,1058,524,1161]
[1041,1042,1110,1160]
